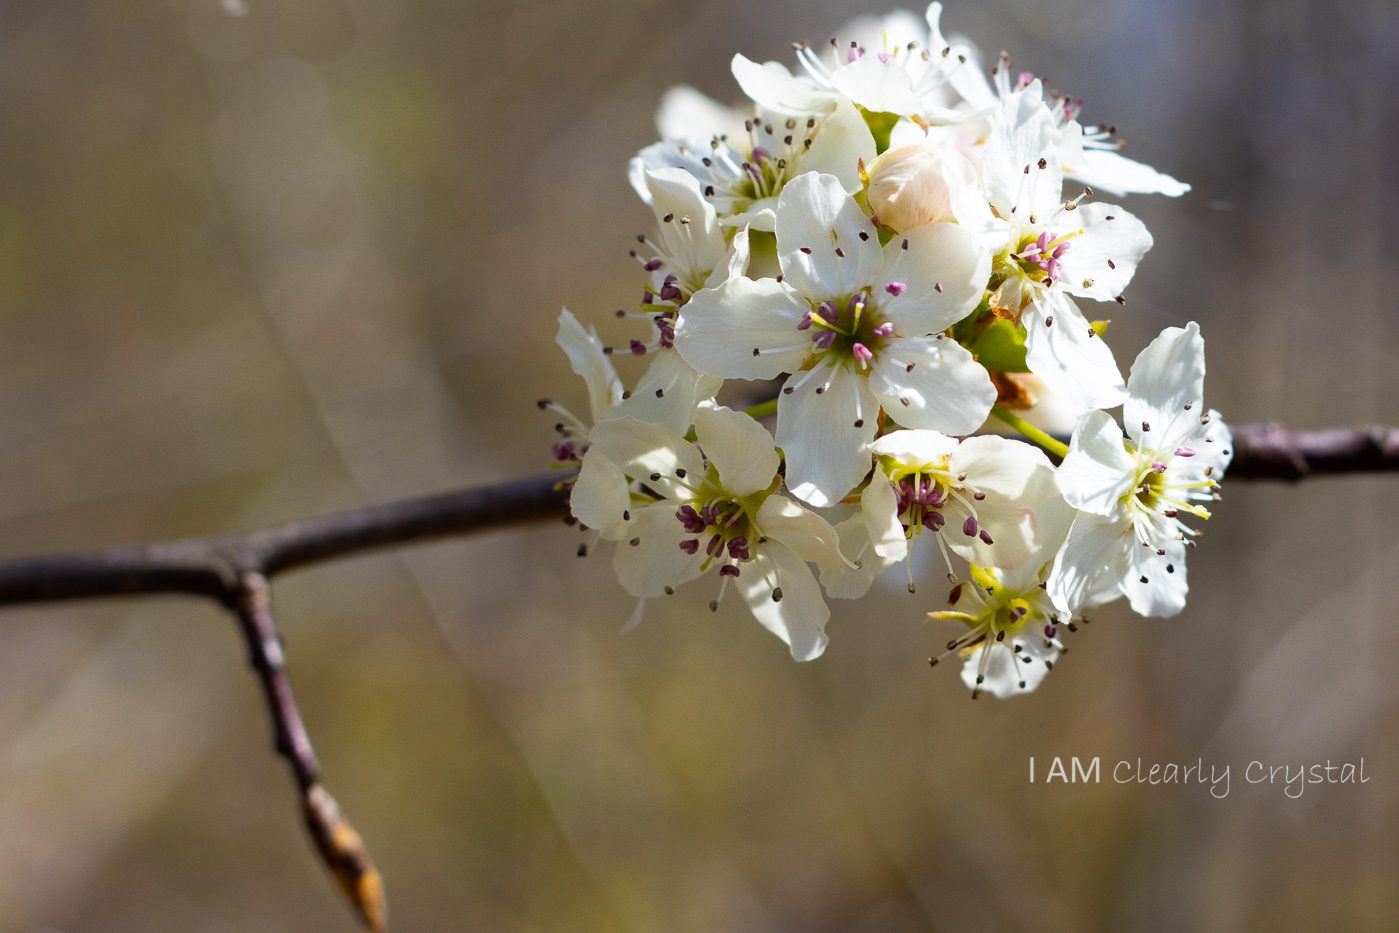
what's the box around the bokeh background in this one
[0,0,1396,930]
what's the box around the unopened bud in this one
[865,143,954,233]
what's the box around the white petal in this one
[1056,410,1137,514]
[841,8,925,48]
[1124,321,1205,449]
[609,352,718,436]
[1007,625,1059,684]
[1047,510,1132,615]
[674,276,811,379]
[1059,203,1153,303]
[587,417,704,500]
[1014,494,1078,586]
[821,515,897,599]
[861,471,911,560]
[870,428,958,466]
[952,435,1057,500]
[693,404,779,497]
[1123,533,1188,617]
[870,335,996,434]
[612,503,706,598]
[943,34,997,112]
[1191,412,1234,477]
[1068,147,1190,198]
[775,172,882,300]
[644,167,727,286]
[738,542,830,661]
[942,149,999,234]
[755,494,846,572]
[703,224,751,289]
[620,597,648,633]
[947,436,1058,568]
[1023,295,1127,413]
[887,115,931,150]
[656,84,745,141]
[981,88,1062,218]
[628,139,715,205]
[827,56,922,116]
[799,98,878,195]
[960,641,1049,698]
[778,362,878,508]
[731,54,835,115]
[569,451,630,540]
[878,221,990,333]
[724,200,778,233]
[555,308,622,421]
[924,3,950,55]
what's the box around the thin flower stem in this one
[744,397,779,420]
[990,403,1070,459]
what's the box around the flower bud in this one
[865,143,954,233]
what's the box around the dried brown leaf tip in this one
[305,783,387,932]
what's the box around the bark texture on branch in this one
[1224,423,1399,481]
[0,473,569,605]
[232,571,387,933]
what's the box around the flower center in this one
[797,289,894,370]
[738,144,795,202]
[1135,465,1167,510]
[992,594,1038,636]
[1011,229,1074,284]
[890,462,994,546]
[1130,454,1212,520]
[675,498,754,571]
[699,117,820,216]
[929,565,1066,696]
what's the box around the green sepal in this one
[858,108,901,155]
[968,317,1030,373]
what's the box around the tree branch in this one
[232,571,386,933]
[0,472,569,605]
[1224,423,1399,481]
[0,423,1394,929]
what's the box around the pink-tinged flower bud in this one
[865,143,954,233]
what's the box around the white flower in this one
[1049,322,1233,617]
[675,172,995,507]
[730,3,965,124]
[552,308,623,442]
[974,84,1154,412]
[630,98,876,231]
[551,306,719,442]
[926,495,1078,699]
[824,431,1058,598]
[550,308,721,540]
[950,50,1190,198]
[634,166,739,302]
[571,405,847,660]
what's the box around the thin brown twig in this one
[0,423,1395,928]
[231,571,387,932]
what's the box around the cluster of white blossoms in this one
[543,4,1232,698]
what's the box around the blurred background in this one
[0,0,1396,930]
